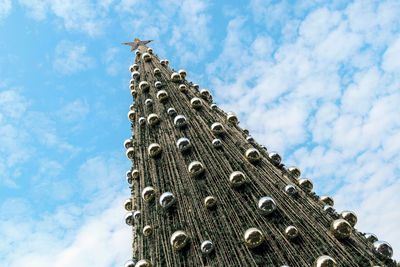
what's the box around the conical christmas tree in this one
[122,39,396,267]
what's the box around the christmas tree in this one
[122,38,396,267]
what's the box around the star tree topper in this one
[122,37,153,52]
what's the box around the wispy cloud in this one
[0,0,11,21]
[209,0,400,259]
[53,40,94,75]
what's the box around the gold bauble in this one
[330,219,352,239]
[143,225,153,237]
[142,53,151,62]
[210,122,225,135]
[131,169,139,179]
[170,230,190,250]
[171,72,181,82]
[226,112,238,125]
[288,166,301,179]
[138,81,150,92]
[188,161,204,177]
[141,186,156,202]
[127,110,136,122]
[204,196,217,208]
[229,171,246,187]
[340,210,357,227]
[245,148,260,163]
[156,90,169,102]
[243,228,264,248]
[135,259,152,267]
[178,69,187,79]
[148,143,162,158]
[319,195,334,206]
[313,255,338,267]
[124,198,133,211]
[298,178,313,193]
[284,225,299,240]
[147,113,160,126]
[200,89,211,100]
[190,97,202,109]
[178,84,187,92]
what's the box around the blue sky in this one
[0,0,399,265]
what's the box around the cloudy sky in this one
[0,0,399,265]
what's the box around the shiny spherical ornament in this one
[319,195,334,206]
[148,143,162,158]
[243,129,250,135]
[147,47,153,54]
[138,117,146,125]
[131,89,137,96]
[330,219,352,239]
[174,115,187,128]
[142,52,151,62]
[284,184,297,195]
[129,104,134,110]
[133,210,141,221]
[170,230,190,250]
[126,147,135,159]
[258,196,277,215]
[143,225,153,237]
[373,241,393,258]
[128,110,136,122]
[365,233,378,243]
[138,81,150,92]
[147,113,160,126]
[210,103,217,110]
[160,59,166,66]
[141,186,156,202]
[193,84,200,90]
[178,84,187,92]
[129,65,135,72]
[145,98,153,106]
[178,69,187,79]
[124,198,133,211]
[130,79,134,85]
[129,84,134,90]
[201,240,214,254]
[126,170,133,184]
[156,90,169,102]
[159,192,176,209]
[268,152,281,165]
[243,228,264,248]
[210,122,225,135]
[154,81,162,88]
[246,136,254,142]
[167,107,177,116]
[190,97,202,109]
[313,255,338,267]
[131,71,140,79]
[131,169,139,180]
[188,161,204,177]
[124,259,135,267]
[153,68,161,75]
[340,210,357,227]
[323,205,334,213]
[284,226,299,240]
[200,89,211,100]
[125,212,133,226]
[176,137,191,152]
[245,148,261,163]
[229,171,246,187]
[288,166,301,179]
[124,138,133,149]
[212,138,222,148]
[135,259,152,267]
[171,72,181,82]
[298,178,313,193]
[135,50,140,56]
[226,112,239,125]
[204,196,217,209]
[133,63,139,70]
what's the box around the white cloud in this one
[57,99,90,123]
[54,40,94,75]
[209,0,400,260]
[0,156,131,267]
[0,0,11,21]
